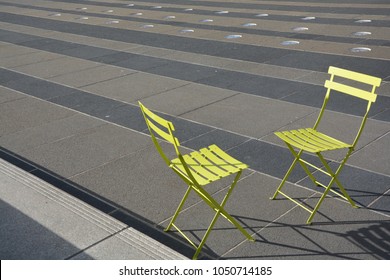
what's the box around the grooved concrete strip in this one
[0,158,188,259]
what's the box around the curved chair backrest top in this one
[314,66,382,147]
[139,101,181,166]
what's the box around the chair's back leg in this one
[316,151,357,207]
[307,151,357,224]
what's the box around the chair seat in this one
[170,144,248,186]
[275,128,352,153]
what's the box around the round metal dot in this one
[351,47,371,53]
[293,27,309,31]
[353,31,372,36]
[281,40,300,46]
[302,16,316,21]
[355,19,372,23]
[225,34,242,39]
[256,14,269,17]
[242,23,257,27]
[180,29,194,33]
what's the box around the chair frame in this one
[271,66,381,224]
[139,102,254,259]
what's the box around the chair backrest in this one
[313,66,381,147]
[139,102,204,186]
[139,101,181,166]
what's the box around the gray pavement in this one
[0,0,389,260]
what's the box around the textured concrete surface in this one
[0,0,389,260]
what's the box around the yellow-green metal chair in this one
[139,102,254,259]
[271,66,381,224]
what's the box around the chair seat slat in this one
[200,146,245,174]
[297,129,337,149]
[305,129,351,149]
[299,129,350,149]
[200,148,239,174]
[275,131,310,152]
[276,129,351,153]
[190,151,230,178]
[289,130,329,151]
[185,153,221,182]
[171,157,210,185]
[208,145,248,170]
[276,131,320,153]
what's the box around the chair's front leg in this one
[193,201,254,260]
[165,186,192,232]
[271,148,303,199]
[192,208,222,260]
[221,171,254,241]
[221,171,242,207]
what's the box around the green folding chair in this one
[271,66,381,224]
[139,102,254,259]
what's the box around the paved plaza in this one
[0,0,389,260]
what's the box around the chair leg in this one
[272,144,359,224]
[166,172,254,259]
[317,153,357,208]
[191,172,254,259]
[165,186,192,232]
[192,171,254,241]
[217,171,254,241]
[218,206,254,241]
[192,208,222,260]
[192,205,254,260]
[271,149,303,199]
[306,178,334,224]
[306,153,357,224]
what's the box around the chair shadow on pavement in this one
[220,215,390,260]
[345,222,390,260]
